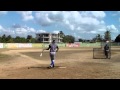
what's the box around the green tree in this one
[104,30,111,41]
[20,37,27,43]
[62,35,75,43]
[0,36,2,42]
[115,34,120,42]
[14,36,21,43]
[1,34,6,43]
[78,38,83,42]
[31,38,36,43]
[26,35,32,43]
[6,35,14,43]
[0,34,36,43]
[59,31,65,38]
[8,38,14,43]
[96,34,102,42]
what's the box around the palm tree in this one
[59,31,65,38]
[104,30,111,41]
[96,34,102,42]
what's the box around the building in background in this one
[36,33,63,43]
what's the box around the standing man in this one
[104,40,110,59]
[45,40,59,68]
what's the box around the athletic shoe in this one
[47,66,54,69]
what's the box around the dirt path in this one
[0,48,120,79]
[0,49,50,78]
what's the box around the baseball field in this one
[0,47,120,79]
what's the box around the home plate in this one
[58,66,66,68]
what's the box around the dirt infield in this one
[0,47,120,79]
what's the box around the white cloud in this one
[35,11,53,26]
[62,11,105,35]
[69,25,74,30]
[14,26,37,37]
[0,25,6,32]
[117,11,120,13]
[17,11,34,21]
[12,24,21,28]
[100,20,105,24]
[80,11,106,19]
[90,31,97,34]
[0,24,39,38]
[0,25,3,30]
[36,30,46,33]
[34,11,106,37]
[98,28,106,32]
[53,30,59,34]
[3,11,119,40]
[48,11,64,22]
[91,11,106,18]
[0,11,7,15]
[0,25,14,36]
[80,17,100,25]
[107,25,118,33]
[15,28,27,34]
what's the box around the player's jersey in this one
[49,43,58,52]
[104,44,109,51]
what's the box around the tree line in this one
[0,30,120,43]
[0,34,36,43]
[0,32,75,43]
[79,30,120,43]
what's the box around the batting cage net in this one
[93,41,111,59]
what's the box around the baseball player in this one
[45,40,59,68]
[104,40,110,59]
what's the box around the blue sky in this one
[0,11,120,40]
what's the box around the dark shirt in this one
[49,43,58,52]
[104,44,109,51]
